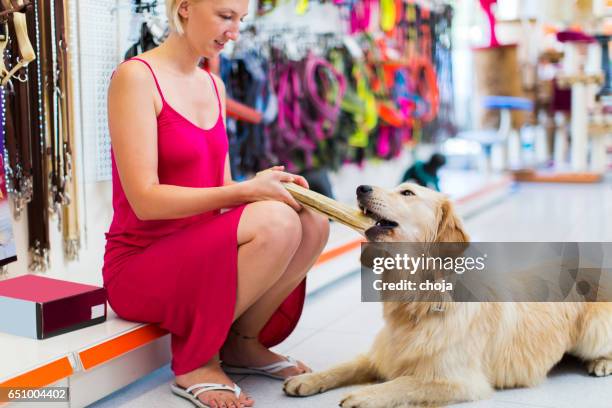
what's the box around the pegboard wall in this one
[74,0,165,182]
[68,0,81,184]
[75,0,122,182]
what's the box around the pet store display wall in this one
[1,0,455,280]
[1,0,143,280]
[220,0,455,199]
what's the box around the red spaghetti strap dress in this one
[102,58,306,376]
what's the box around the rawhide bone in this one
[283,183,375,235]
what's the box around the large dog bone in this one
[283,183,375,235]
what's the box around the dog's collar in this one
[429,303,446,313]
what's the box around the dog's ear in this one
[435,200,469,243]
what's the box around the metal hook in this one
[13,70,27,82]
[5,76,14,92]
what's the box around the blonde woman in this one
[103,0,330,407]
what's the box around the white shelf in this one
[0,310,144,383]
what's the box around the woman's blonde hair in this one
[166,0,199,35]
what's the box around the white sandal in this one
[222,356,304,380]
[171,382,243,408]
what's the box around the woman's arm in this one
[108,64,304,221]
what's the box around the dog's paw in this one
[340,390,388,408]
[284,373,328,397]
[588,358,612,377]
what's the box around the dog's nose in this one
[357,185,373,196]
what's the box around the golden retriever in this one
[283,183,612,407]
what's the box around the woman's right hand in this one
[243,166,305,211]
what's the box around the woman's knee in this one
[240,201,302,251]
[299,209,330,251]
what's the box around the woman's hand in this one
[243,166,309,211]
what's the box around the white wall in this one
[5,180,112,285]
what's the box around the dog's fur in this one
[284,183,612,407]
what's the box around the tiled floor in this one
[89,273,612,408]
[89,181,612,408]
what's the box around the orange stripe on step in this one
[513,171,603,183]
[315,238,365,266]
[79,325,168,370]
[0,357,73,388]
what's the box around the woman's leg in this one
[232,201,306,317]
[176,201,304,407]
[221,208,330,378]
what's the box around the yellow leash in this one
[295,0,308,15]
[380,0,396,33]
[348,64,378,147]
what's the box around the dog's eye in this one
[401,190,415,196]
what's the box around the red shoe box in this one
[0,274,107,339]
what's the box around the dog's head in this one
[357,182,469,243]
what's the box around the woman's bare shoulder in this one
[108,59,160,128]
[110,59,156,95]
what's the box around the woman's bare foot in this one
[220,331,311,379]
[175,356,254,407]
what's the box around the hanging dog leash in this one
[41,0,63,222]
[350,0,372,34]
[271,57,316,170]
[27,0,50,271]
[379,0,395,33]
[266,41,348,172]
[57,0,80,259]
[424,4,455,140]
[221,48,275,178]
[52,0,73,215]
[0,0,34,219]
[0,0,51,270]
[329,45,377,151]
[303,51,347,140]
[411,3,440,125]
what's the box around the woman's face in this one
[179,0,249,58]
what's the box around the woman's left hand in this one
[259,166,310,189]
